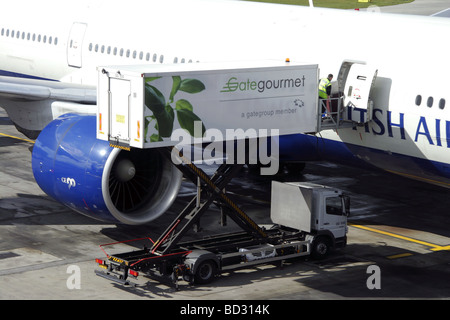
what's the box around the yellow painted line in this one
[350,224,450,252]
[431,245,450,252]
[0,132,35,144]
[387,253,413,260]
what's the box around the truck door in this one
[323,195,347,239]
[339,61,377,123]
[109,78,131,144]
[67,22,87,68]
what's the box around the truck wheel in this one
[194,260,217,284]
[312,236,331,260]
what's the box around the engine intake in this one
[32,114,182,225]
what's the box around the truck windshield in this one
[325,196,343,216]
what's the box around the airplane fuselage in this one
[1,0,450,187]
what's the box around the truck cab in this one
[271,181,349,258]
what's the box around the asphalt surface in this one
[1,105,450,303]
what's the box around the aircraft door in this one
[340,61,377,123]
[67,22,87,68]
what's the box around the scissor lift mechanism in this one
[96,147,271,285]
[95,146,315,288]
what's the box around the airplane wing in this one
[0,76,96,103]
[0,76,97,139]
[431,8,450,17]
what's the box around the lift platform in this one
[95,145,272,287]
[96,59,378,151]
[95,147,349,288]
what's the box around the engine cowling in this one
[31,113,182,225]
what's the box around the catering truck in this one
[95,60,349,288]
[95,180,349,288]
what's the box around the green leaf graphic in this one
[177,109,205,138]
[150,134,163,142]
[179,79,205,94]
[145,84,174,137]
[145,76,161,83]
[170,76,181,102]
[175,99,193,112]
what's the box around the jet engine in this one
[31,113,182,225]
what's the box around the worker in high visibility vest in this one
[318,74,333,117]
[318,74,333,99]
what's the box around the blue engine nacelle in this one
[31,114,182,225]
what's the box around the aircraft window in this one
[146,53,150,61]
[439,99,446,110]
[1,28,4,36]
[181,58,186,63]
[32,34,36,41]
[174,57,178,63]
[49,36,53,44]
[101,45,105,53]
[120,48,124,57]
[108,46,112,54]
[126,49,130,58]
[153,54,157,62]
[160,55,164,63]
[27,33,30,40]
[54,37,58,45]
[43,35,47,43]
[139,51,143,60]
[22,32,26,40]
[94,44,99,52]
[415,95,422,106]
[132,50,137,59]
[11,30,15,38]
[88,43,92,51]
[113,47,117,55]
[427,97,434,108]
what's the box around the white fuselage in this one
[1,0,450,185]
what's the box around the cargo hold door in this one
[340,61,377,123]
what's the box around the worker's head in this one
[328,74,333,81]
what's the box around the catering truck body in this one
[96,60,319,150]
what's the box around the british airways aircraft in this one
[0,0,449,225]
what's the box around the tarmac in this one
[1,103,450,302]
[1,0,450,307]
